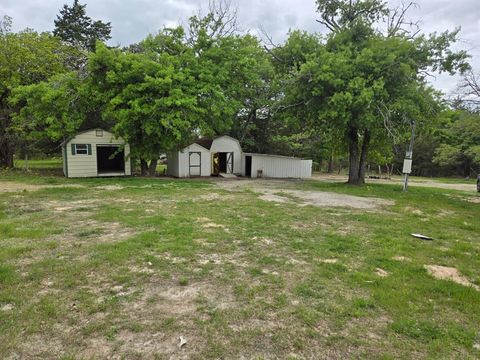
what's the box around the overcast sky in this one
[1,0,479,94]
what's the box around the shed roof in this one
[60,128,119,147]
[193,135,240,151]
[244,153,306,160]
[195,138,214,150]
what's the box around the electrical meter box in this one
[403,159,412,174]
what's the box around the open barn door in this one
[212,152,233,175]
[226,152,233,173]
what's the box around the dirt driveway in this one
[216,178,393,210]
[310,174,476,192]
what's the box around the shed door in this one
[189,152,201,176]
[226,152,233,173]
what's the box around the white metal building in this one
[242,153,312,179]
[167,135,312,179]
[61,129,131,178]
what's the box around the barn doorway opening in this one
[97,145,125,174]
[212,152,233,175]
[245,155,252,177]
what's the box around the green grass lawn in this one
[12,158,169,176]
[0,173,479,359]
[14,158,63,169]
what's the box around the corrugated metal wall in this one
[300,160,313,178]
[244,154,312,179]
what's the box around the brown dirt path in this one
[310,174,476,192]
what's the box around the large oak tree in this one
[282,0,469,184]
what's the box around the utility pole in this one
[402,121,416,192]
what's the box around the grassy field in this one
[14,158,63,169]
[0,171,479,359]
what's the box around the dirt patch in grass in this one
[259,193,290,203]
[94,222,137,243]
[403,206,423,215]
[392,256,411,262]
[1,304,14,312]
[15,220,137,268]
[196,250,249,268]
[112,330,180,359]
[196,217,230,232]
[425,265,479,290]
[94,185,125,191]
[46,199,100,212]
[157,281,235,314]
[107,280,236,358]
[12,278,232,359]
[41,199,135,242]
[216,179,393,210]
[259,188,392,210]
[375,268,389,277]
[320,259,338,264]
[287,189,393,209]
[0,181,83,193]
[446,194,480,204]
[196,192,221,201]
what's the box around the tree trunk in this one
[0,117,14,168]
[148,159,158,176]
[327,151,334,173]
[140,159,148,176]
[357,129,370,184]
[347,126,371,185]
[0,147,14,168]
[463,159,471,178]
[347,125,361,185]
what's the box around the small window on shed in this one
[72,144,91,155]
[96,129,103,137]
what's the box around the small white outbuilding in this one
[61,129,131,178]
[167,135,312,179]
[167,135,242,177]
[242,153,312,179]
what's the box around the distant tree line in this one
[1,0,477,181]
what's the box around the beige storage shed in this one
[61,129,131,178]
